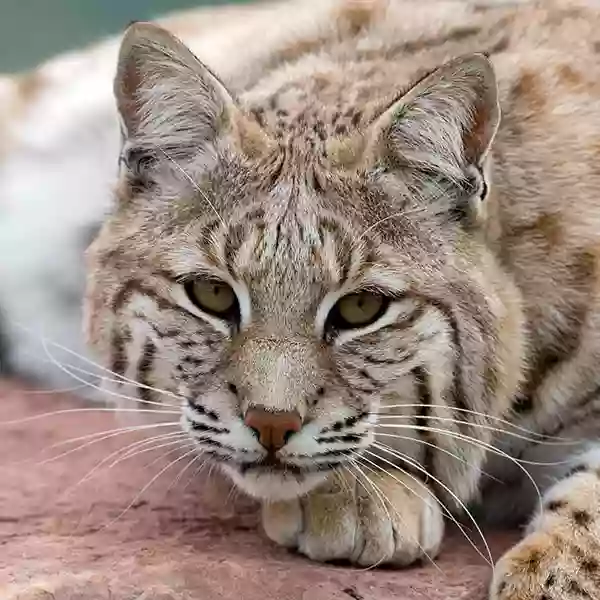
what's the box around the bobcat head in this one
[84,22,523,503]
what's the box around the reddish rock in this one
[0,380,517,599]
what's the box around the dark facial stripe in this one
[413,366,435,487]
[316,433,364,444]
[187,398,220,422]
[193,438,237,453]
[189,420,229,435]
[408,291,492,424]
[110,325,131,378]
[223,222,246,277]
[111,279,184,315]
[136,338,156,405]
[238,460,344,475]
[294,448,358,458]
[321,410,369,433]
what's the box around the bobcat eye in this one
[328,292,388,330]
[185,279,238,319]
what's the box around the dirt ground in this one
[0,379,518,600]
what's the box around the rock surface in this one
[0,380,518,599]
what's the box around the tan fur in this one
[74,0,600,597]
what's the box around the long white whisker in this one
[111,436,191,467]
[30,422,180,467]
[165,450,207,495]
[356,450,489,566]
[375,425,545,517]
[4,346,181,408]
[14,321,183,405]
[99,445,199,532]
[347,460,444,573]
[364,445,493,567]
[58,431,188,499]
[376,413,573,447]
[343,462,395,571]
[377,403,574,443]
[40,340,181,409]
[63,362,184,406]
[180,457,212,493]
[0,407,181,428]
[375,423,571,468]
[374,430,503,485]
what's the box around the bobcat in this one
[4,0,600,598]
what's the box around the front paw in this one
[261,468,444,567]
[491,472,600,599]
[490,530,600,600]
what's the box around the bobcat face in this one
[84,22,523,503]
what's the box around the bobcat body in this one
[3,1,600,598]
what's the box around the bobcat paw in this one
[261,468,444,567]
[490,470,600,599]
[490,530,600,600]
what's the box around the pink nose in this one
[244,408,302,452]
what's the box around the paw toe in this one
[262,499,302,548]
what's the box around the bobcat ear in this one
[114,22,267,185]
[368,53,500,177]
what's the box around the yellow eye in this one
[186,280,237,318]
[333,292,386,329]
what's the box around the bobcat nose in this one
[244,407,302,452]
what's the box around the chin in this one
[220,464,330,501]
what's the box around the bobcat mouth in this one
[239,456,306,476]
[237,455,349,477]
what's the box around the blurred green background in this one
[0,0,245,73]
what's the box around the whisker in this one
[63,362,184,407]
[375,423,572,468]
[180,458,213,493]
[375,425,545,518]
[0,407,181,428]
[28,422,180,468]
[376,413,575,447]
[361,446,493,567]
[40,341,181,409]
[165,450,207,495]
[58,431,188,500]
[14,322,183,406]
[3,346,181,409]
[346,460,444,573]
[98,444,199,532]
[377,403,573,443]
[357,448,492,567]
[112,435,192,467]
[343,461,394,571]
[374,430,503,485]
